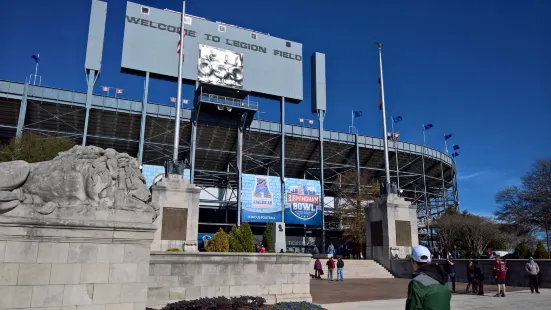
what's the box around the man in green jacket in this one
[406,245,451,310]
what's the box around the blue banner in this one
[284,178,322,225]
[241,174,282,223]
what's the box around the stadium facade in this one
[0,0,458,251]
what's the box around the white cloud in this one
[457,171,486,180]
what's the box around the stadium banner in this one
[241,174,282,223]
[142,164,190,188]
[284,178,322,225]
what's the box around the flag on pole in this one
[353,111,363,118]
[299,118,304,123]
[444,134,452,140]
[177,29,184,61]
[170,97,177,103]
[308,119,314,125]
[116,89,123,94]
[423,124,433,130]
[393,116,403,123]
[32,54,39,63]
[453,144,460,151]
[452,152,459,158]
[183,99,189,104]
[101,86,109,92]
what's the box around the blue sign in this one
[142,164,190,188]
[284,178,322,225]
[241,174,282,223]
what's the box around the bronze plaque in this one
[161,208,188,240]
[371,221,383,246]
[395,220,412,246]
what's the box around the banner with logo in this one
[241,174,282,223]
[284,178,322,225]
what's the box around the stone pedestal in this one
[272,222,286,253]
[150,175,201,252]
[0,215,156,310]
[365,194,418,270]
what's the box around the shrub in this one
[239,223,256,252]
[262,222,274,252]
[269,302,326,310]
[533,241,550,259]
[207,228,229,252]
[229,225,244,252]
[166,248,181,252]
[161,296,265,310]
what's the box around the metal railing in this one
[198,92,258,110]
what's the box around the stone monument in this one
[272,221,286,253]
[365,193,418,270]
[149,175,201,252]
[0,146,156,310]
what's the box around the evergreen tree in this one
[239,222,256,252]
[207,228,229,252]
[262,222,274,252]
[0,132,75,163]
[229,226,243,252]
[513,242,533,259]
[534,241,550,259]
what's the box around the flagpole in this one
[351,111,354,131]
[392,117,400,189]
[421,125,432,248]
[173,0,186,162]
[444,139,449,154]
[377,42,391,189]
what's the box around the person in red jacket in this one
[494,255,508,297]
[326,257,336,281]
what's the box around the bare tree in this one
[330,170,380,250]
[494,158,551,256]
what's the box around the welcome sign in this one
[284,178,322,225]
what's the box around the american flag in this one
[170,97,176,103]
[116,88,123,94]
[101,86,109,92]
[177,29,184,61]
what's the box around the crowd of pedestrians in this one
[313,256,345,281]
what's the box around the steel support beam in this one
[355,133,361,193]
[280,97,285,222]
[318,110,325,253]
[137,72,149,165]
[16,82,29,137]
[82,69,97,146]
[189,103,201,184]
[236,111,246,226]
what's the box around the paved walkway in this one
[321,290,551,309]
[311,278,527,304]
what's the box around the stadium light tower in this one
[168,0,186,174]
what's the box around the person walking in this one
[465,260,475,294]
[525,257,540,294]
[406,245,451,310]
[326,257,336,281]
[336,256,345,281]
[314,258,323,279]
[443,256,456,293]
[473,260,485,295]
[493,255,508,297]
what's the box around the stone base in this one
[0,216,156,310]
[148,252,313,308]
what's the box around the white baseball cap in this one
[411,245,432,263]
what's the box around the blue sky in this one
[0,0,549,216]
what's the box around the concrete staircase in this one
[340,260,394,279]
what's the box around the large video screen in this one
[198,44,244,89]
[241,174,282,223]
[284,178,322,226]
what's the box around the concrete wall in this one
[0,217,156,310]
[147,252,312,308]
[390,259,551,288]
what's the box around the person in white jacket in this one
[525,257,540,294]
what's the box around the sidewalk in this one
[321,290,551,310]
[311,278,526,304]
